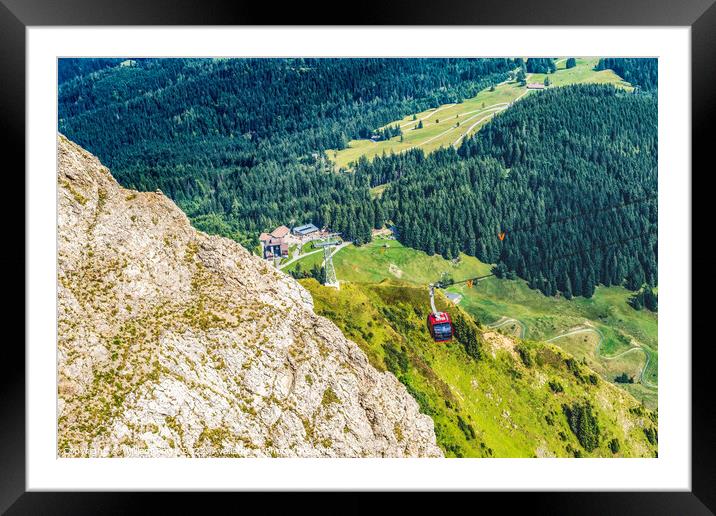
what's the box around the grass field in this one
[533,57,633,89]
[451,279,658,390]
[328,58,631,169]
[283,248,324,274]
[288,236,658,408]
[551,330,656,409]
[447,276,658,407]
[332,237,491,284]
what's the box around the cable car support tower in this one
[313,233,342,289]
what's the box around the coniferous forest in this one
[595,58,658,91]
[526,58,557,74]
[58,58,657,298]
[59,58,515,246]
[366,84,657,297]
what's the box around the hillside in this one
[302,278,658,458]
[55,56,659,460]
[287,236,657,409]
[58,58,514,245]
[367,84,657,296]
[329,57,632,168]
[57,135,442,458]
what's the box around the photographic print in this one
[56,57,658,459]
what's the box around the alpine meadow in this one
[57,57,658,458]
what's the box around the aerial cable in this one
[501,193,657,236]
[380,193,656,252]
[433,226,656,289]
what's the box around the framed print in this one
[3,0,712,512]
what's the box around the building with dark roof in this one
[293,223,320,236]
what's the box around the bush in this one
[403,383,435,417]
[384,343,409,376]
[629,287,658,312]
[565,358,585,383]
[457,415,476,441]
[563,401,601,452]
[608,438,621,454]
[548,379,564,393]
[288,262,325,283]
[452,311,483,360]
[516,343,534,367]
[614,372,635,384]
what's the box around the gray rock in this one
[57,134,442,458]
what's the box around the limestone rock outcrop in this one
[57,134,442,458]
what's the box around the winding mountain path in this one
[418,104,507,148]
[546,326,654,388]
[488,316,526,339]
[399,103,456,129]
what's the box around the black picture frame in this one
[3,0,711,513]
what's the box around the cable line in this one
[382,192,656,247]
[502,193,657,236]
[434,227,656,289]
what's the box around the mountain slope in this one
[367,84,657,296]
[57,134,441,458]
[302,279,658,458]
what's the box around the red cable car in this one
[427,311,454,342]
[427,284,454,342]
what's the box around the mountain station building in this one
[259,225,290,259]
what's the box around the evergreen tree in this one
[516,68,527,86]
[373,199,385,229]
[563,273,573,300]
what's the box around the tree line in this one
[525,58,557,74]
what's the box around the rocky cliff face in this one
[57,135,441,458]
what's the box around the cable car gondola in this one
[427,284,454,342]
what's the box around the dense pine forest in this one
[361,84,657,297]
[58,58,514,245]
[595,58,658,91]
[526,58,557,74]
[57,57,127,83]
[58,58,657,298]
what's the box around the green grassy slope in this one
[329,57,631,169]
[302,278,657,458]
[290,237,657,409]
[451,279,658,409]
[333,238,491,284]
